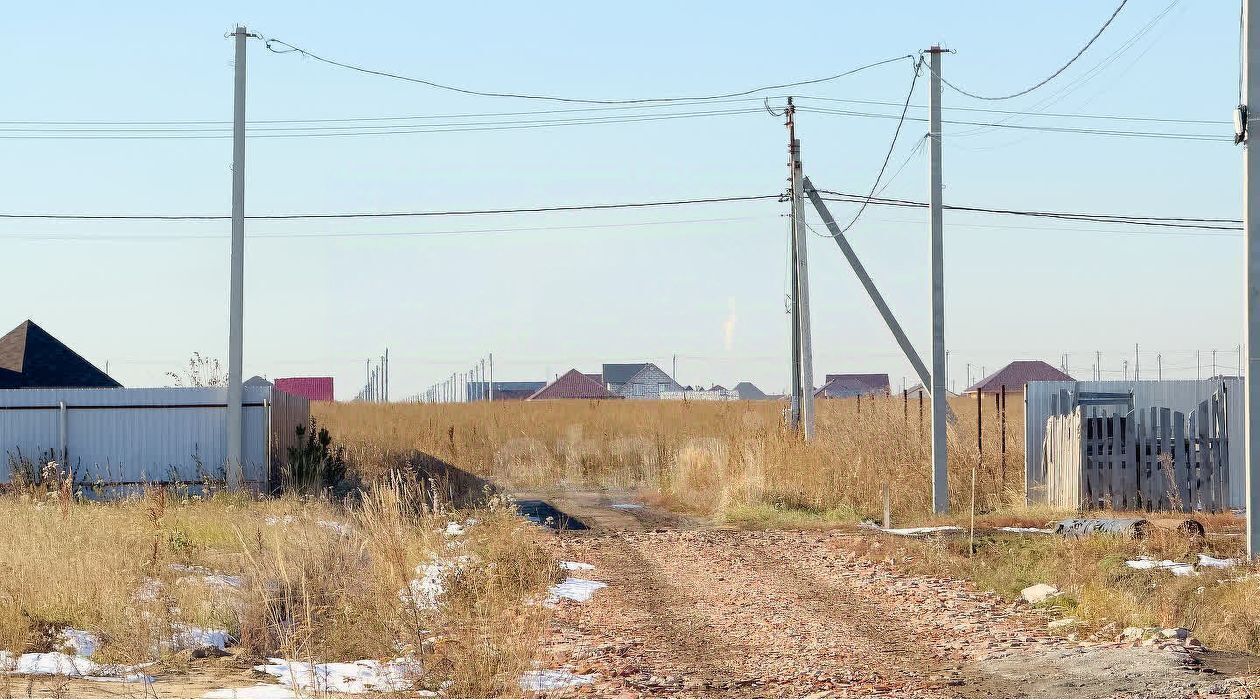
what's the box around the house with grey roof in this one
[733,381,768,400]
[602,362,682,399]
[814,373,890,399]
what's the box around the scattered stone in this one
[1162,627,1191,640]
[1020,583,1061,604]
[1047,618,1077,631]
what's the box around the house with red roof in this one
[527,369,621,400]
[965,360,1074,394]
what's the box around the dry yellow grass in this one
[316,394,1024,524]
[0,480,556,697]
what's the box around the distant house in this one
[602,362,682,399]
[275,377,334,402]
[0,320,120,389]
[661,385,738,401]
[903,383,959,399]
[527,369,620,400]
[465,381,547,401]
[966,360,1074,394]
[600,363,645,393]
[245,376,273,388]
[733,381,768,400]
[814,373,890,399]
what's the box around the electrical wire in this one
[811,189,1243,230]
[931,0,1130,101]
[0,107,767,140]
[3,215,774,242]
[0,194,780,221]
[797,106,1230,142]
[795,96,1223,126]
[834,58,922,233]
[262,36,914,105]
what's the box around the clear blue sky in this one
[2,1,1244,397]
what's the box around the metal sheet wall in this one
[1025,379,1244,507]
[0,386,273,485]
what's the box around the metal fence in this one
[0,386,309,490]
[1026,379,1243,507]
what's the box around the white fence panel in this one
[0,386,274,486]
[1025,379,1244,507]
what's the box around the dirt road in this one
[534,495,1245,699]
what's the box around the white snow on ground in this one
[548,578,607,603]
[170,563,243,589]
[264,515,296,526]
[172,625,230,651]
[316,520,353,536]
[444,521,466,536]
[0,651,152,683]
[252,657,421,694]
[203,686,301,699]
[609,503,643,510]
[560,561,595,571]
[1126,557,1196,576]
[1198,554,1240,569]
[998,526,1053,534]
[519,668,595,691]
[60,628,97,657]
[879,526,963,536]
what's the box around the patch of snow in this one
[1198,554,1239,569]
[135,577,163,601]
[203,686,302,699]
[609,503,643,510]
[0,651,151,683]
[444,521,467,536]
[59,628,98,658]
[253,657,420,694]
[172,625,229,651]
[998,526,1053,534]
[170,563,243,589]
[264,515,296,526]
[316,520,353,537]
[1020,583,1061,604]
[879,525,963,536]
[559,561,595,571]
[1126,557,1195,577]
[519,669,595,691]
[548,578,607,604]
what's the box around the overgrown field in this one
[0,480,556,697]
[316,395,1025,524]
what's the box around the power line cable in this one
[262,36,914,105]
[931,0,1130,101]
[795,96,1223,126]
[797,106,1229,142]
[0,194,780,221]
[833,58,922,233]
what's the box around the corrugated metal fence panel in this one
[1025,379,1244,507]
[0,387,271,486]
[268,389,312,488]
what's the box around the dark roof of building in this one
[817,374,888,398]
[245,376,273,387]
[965,360,1074,393]
[0,320,121,389]
[733,381,768,399]
[528,369,620,400]
[601,363,648,386]
[815,373,890,397]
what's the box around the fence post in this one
[58,400,68,473]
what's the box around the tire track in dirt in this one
[551,530,1000,697]
[544,527,1229,699]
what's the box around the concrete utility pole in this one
[791,123,816,439]
[384,349,390,402]
[225,25,248,491]
[489,353,495,401]
[786,98,804,432]
[1244,0,1260,558]
[1135,343,1140,381]
[928,45,948,514]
